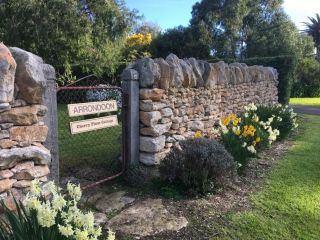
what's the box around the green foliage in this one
[0,200,68,240]
[255,105,298,140]
[303,13,320,58]
[0,0,137,83]
[159,138,236,195]
[214,115,320,239]
[150,25,211,59]
[292,57,320,97]
[220,111,269,173]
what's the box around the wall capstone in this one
[126,54,279,166]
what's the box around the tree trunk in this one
[317,45,320,60]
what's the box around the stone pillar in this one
[43,64,59,183]
[121,69,140,166]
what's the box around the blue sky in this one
[126,0,320,31]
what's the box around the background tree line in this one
[0,0,319,98]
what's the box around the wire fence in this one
[57,85,123,179]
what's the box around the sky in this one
[125,0,320,31]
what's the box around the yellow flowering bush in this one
[125,32,152,62]
[0,180,116,240]
[126,33,152,48]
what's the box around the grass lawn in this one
[58,104,122,175]
[213,114,320,239]
[290,98,320,106]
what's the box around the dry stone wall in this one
[0,43,53,210]
[128,54,279,166]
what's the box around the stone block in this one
[0,146,51,170]
[140,136,166,153]
[10,47,47,104]
[140,88,165,101]
[0,43,16,104]
[14,165,50,180]
[140,100,167,111]
[9,125,48,143]
[140,111,161,127]
[140,123,172,137]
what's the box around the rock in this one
[173,135,186,141]
[9,47,47,104]
[0,130,9,140]
[109,198,188,237]
[140,149,170,166]
[11,161,34,173]
[180,59,196,87]
[14,165,50,180]
[0,146,51,170]
[0,179,16,193]
[0,105,44,126]
[0,169,13,179]
[160,108,173,117]
[187,58,205,87]
[166,54,184,88]
[0,139,18,149]
[11,99,27,108]
[166,137,176,143]
[133,58,160,88]
[154,58,171,90]
[94,212,108,226]
[140,136,166,153]
[9,125,48,143]
[140,123,172,137]
[139,88,165,101]
[0,123,13,130]
[140,111,161,127]
[13,180,32,188]
[94,191,135,214]
[203,62,218,88]
[0,43,16,104]
[213,61,229,85]
[0,103,10,113]
[188,120,205,131]
[140,100,167,111]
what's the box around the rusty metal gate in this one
[57,78,126,181]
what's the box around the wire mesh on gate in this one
[57,85,123,178]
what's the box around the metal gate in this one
[57,81,125,181]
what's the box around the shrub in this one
[292,57,320,97]
[253,104,298,140]
[219,108,269,172]
[0,180,115,240]
[159,138,236,195]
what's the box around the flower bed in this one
[0,180,115,240]
[160,103,298,194]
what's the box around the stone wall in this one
[127,54,279,166]
[0,43,53,209]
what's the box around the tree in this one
[150,25,211,59]
[0,0,138,83]
[190,0,286,58]
[303,13,320,59]
[134,21,161,38]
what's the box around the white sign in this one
[70,115,118,134]
[68,100,118,117]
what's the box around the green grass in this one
[58,104,121,175]
[215,115,320,240]
[290,98,320,106]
